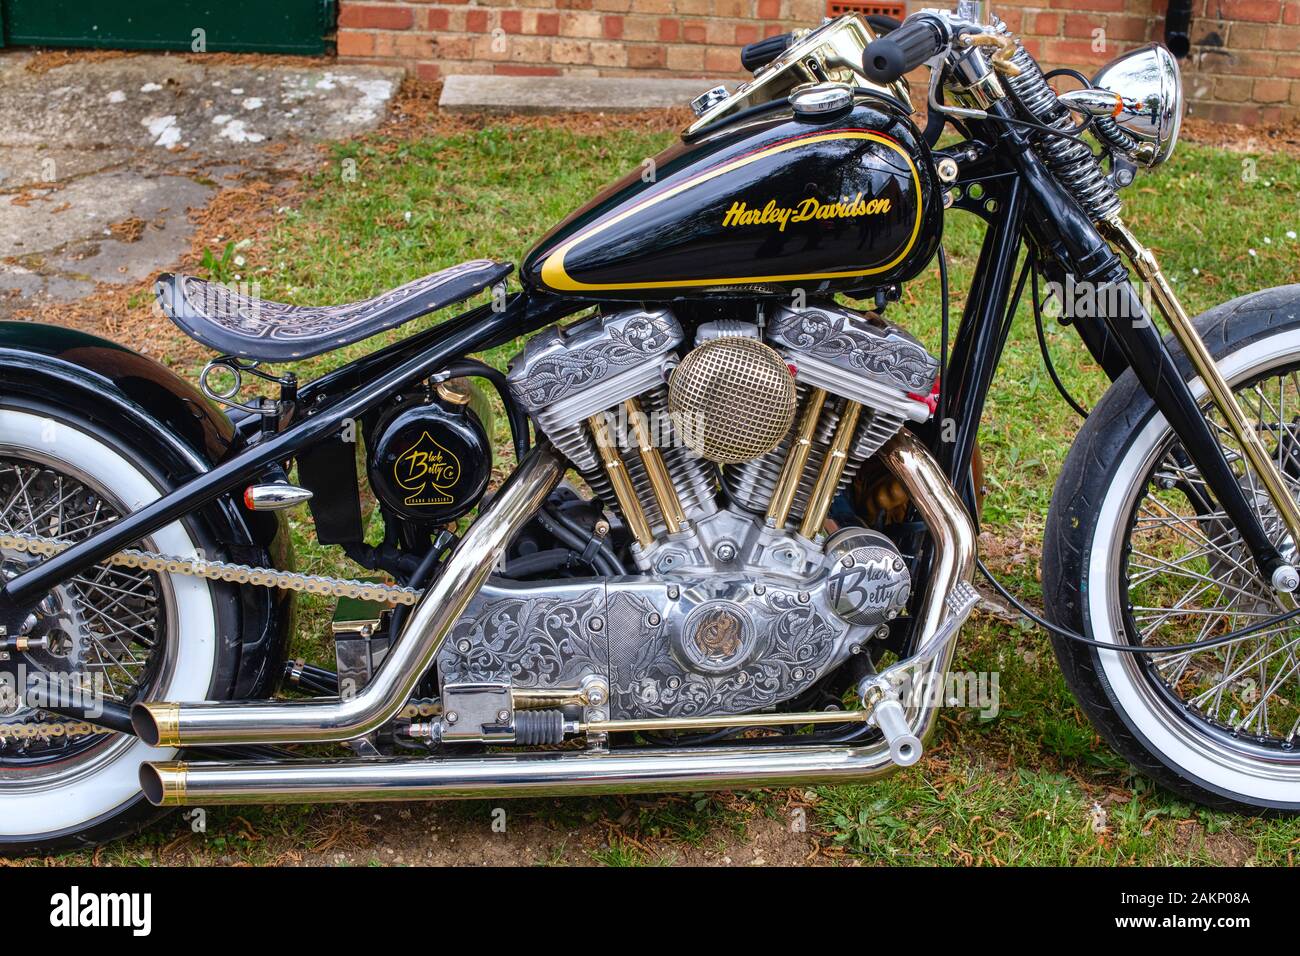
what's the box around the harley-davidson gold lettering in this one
[721,194,893,232]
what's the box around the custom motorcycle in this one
[3,5,1299,852]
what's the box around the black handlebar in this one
[740,15,903,74]
[740,32,794,72]
[861,13,950,84]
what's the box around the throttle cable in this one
[976,556,1300,655]
[1030,260,1090,419]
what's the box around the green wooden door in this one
[0,1,336,54]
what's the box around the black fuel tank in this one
[522,100,942,301]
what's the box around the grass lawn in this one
[25,115,1300,866]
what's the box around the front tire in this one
[1044,286,1300,813]
[0,404,222,852]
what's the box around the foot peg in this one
[857,675,922,767]
[866,692,923,767]
[856,579,981,769]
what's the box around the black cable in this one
[1030,260,1090,419]
[387,534,449,640]
[439,358,529,462]
[937,245,950,425]
[1006,248,1031,329]
[640,726,749,746]
[979,108,1094,145]
[535,504,623,576]
[503,547,589,578]
[977,557,1300,654]
[1043,67,1092,87]
[1041,67,1098,137]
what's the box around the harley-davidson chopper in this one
[3,5,1299,851]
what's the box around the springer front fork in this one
[1088,218,1300,594]
[1101,216,1300,592]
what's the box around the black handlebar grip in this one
[861,14,950,84]
[740,32,794,73]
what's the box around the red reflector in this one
[243,487,255,510]
[907,377,941,415]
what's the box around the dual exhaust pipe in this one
[136,432,976,807]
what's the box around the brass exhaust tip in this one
[131,701,181,747]
[139,762,187,807]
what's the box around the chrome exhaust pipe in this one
[131,442,565,747]
[142,431,976,806]
[141,742,904,806]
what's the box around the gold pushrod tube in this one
[624,397,687,534]
[766,387,827,529]
[798,400,863,539]
[1103,215,1300,571]
[587,411,654,548]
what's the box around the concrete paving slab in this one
[0,52,404,159]
[439,75,725,114]
[0,146,135,190]
[1,170,212,260]
[0,50,405,318]
[0,168,215,311]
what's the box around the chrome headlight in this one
[1059,44,1184,168]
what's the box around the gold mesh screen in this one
[667,337,797,464]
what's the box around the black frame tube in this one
[929,175,1026,514]
[0,292,577,621]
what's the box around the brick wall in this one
[1003,0,1300,125]
[337,0,1300,124]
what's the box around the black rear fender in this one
[0,322,294,699]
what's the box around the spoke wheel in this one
[1044,288,1300,812]
[0,453,174,774]
[1121,367,1300,754]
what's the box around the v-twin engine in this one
[471,301,940,731]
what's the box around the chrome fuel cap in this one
[790,82,853,117]
[690,85,730,116]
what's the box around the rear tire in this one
[0,403,228,852]
[1044,286,1300,813]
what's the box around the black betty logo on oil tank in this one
[393,430,461,508]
